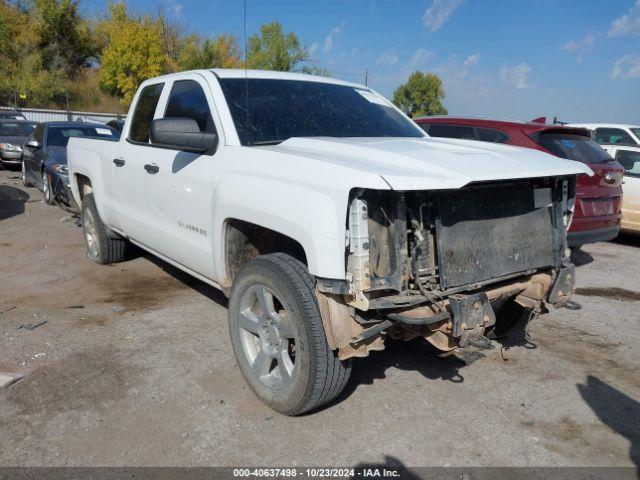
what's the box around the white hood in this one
[262,136,593,190]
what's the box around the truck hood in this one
[262,137,593,190]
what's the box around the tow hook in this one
[441,293,496,365]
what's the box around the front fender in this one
[213,173,349,280]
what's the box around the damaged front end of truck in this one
[316,175,578,363]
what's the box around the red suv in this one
[415,117,624,247]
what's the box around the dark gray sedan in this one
[21,122,120,211]
[0,120,37,168]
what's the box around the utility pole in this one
[364,68,368,86]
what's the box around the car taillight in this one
[602,171,623,187]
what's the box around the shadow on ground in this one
[141,250,228,309]
[613,232,640,249]
[0,185,30,221]
[578,376,640,474]
[571,247,594,267]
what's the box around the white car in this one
[568,123,640,147]
[601,144,640,233]
[67,69,590,414]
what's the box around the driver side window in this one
[164,80,216,134]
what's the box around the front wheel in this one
[229,253,352,415]
[42,170,55,205]
[21,160,32,187]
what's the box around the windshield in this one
[47,125,119,147]
[0,121,36,136]
[631,128,640,141]
[218,78,423,146]
[537,132,613,164]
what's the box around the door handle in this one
[113,158,125,167]
[144,164,159,174]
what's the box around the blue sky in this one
[87,0,640,123]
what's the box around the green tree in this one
[98,2,167,105]
[392,71,447,117]
[178,34,242,70]
[32,0,100,76]
[0,1,66,106]
[246,21,309,71]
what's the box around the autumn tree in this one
[392,71,447,117]
[178,34,242,70]
[98,2,167,104]
[246,21,309,71]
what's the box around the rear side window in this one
[164,80,216,133]
[593,128,636,146]
[537,133,612,164]
[129,83,164,143]
[476,127,508,143]
[426,124,476,140]
[615,149,640,176]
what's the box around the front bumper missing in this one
[318,265,579,361]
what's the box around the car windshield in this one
[47,125,119,147]
[0,122,36,136]
[218,78,423,146]
[631,128,640,140]
[537,132,613,164]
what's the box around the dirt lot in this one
[1,167,639,468]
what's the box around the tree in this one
[32,0,100,77]
[0,1,66,106]
[98,2,167,104]
[392,71,447,117]
[178,34,242,70]
[246,21,309,71]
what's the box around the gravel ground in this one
[0,167,639,468]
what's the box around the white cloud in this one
[409,48,435,67]
[309,42,320,56]
[608,0,640,37]
[324,23,344,53]
[611,54,640,78]
[459,53,480,78]
[376,48,399,67]
[500,63,531,90]
[563,35,596,62]
[163,0,183,16]
[423,0,463,32]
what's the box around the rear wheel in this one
[42,170,55,205]
[229,253,352,415]
[81,193,127,264]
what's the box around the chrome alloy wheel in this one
[237,284,296,390]
[83,207,99,259]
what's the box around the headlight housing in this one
[0,143,22,152]
[51,163,69,174]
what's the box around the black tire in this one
[42,170,55,205]
[229,253,352,415]
[81,193,127,264]
[21,160,32,187]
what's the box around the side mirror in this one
[149,118,218,154]
[25,140,40,149]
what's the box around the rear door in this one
[133,73,223,278]
[614,148,640,232]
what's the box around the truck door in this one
[133,74,222,279]
[112,82,165,238]
[616,148,640,232]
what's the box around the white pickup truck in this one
[68,69,591,415]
